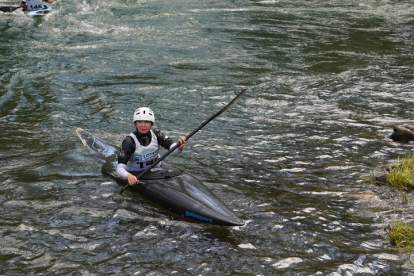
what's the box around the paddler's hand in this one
[178,136,186,151]
[126,173,139,186]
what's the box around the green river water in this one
[1,0,413,275]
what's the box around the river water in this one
[1,0,413,275]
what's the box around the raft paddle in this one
[0,6,20,12]
[120,89,246,194]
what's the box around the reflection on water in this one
[0,0,413,275]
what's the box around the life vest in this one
[25,0,45,11]
[126,130,160,172]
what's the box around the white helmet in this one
[133,107,155,123]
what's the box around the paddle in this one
[120,89,246,194]
[0,6,20,12]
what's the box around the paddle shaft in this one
[120,89,246,194]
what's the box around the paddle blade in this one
[0,6,20,12]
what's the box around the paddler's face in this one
[135,121,152,134]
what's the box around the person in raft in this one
[116,107,186,186]
[20,0,54,11]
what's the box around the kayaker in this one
[116,107,186,186]
[20,0,53,11]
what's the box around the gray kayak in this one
[76,128,244,226]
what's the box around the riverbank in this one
[369,153,414,259]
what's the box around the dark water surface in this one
[1,0,413,275]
